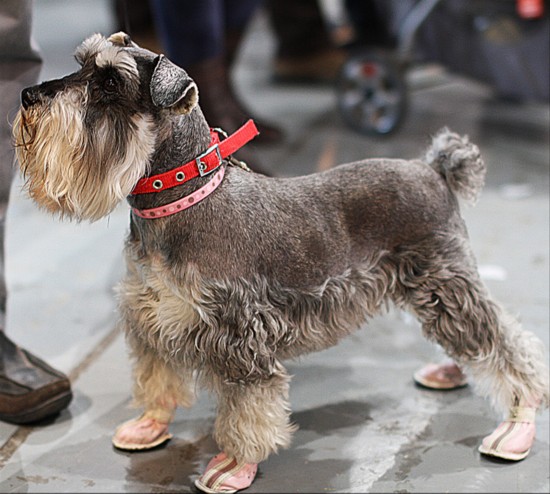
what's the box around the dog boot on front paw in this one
[194,452,258,493]
[112,409,173,450]
[478,406,537,461]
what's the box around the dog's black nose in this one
[21,87,40,109]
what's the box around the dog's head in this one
[13,32,199,221]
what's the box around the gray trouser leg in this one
[0,0,42,331]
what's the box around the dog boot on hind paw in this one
[413,361,468,390]
[195,452,258,493]
[112,409,173,450]
[478,406,537,461]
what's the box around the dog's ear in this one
[150,55,198,114]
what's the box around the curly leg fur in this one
[211,363,297,464]
[465,305,549,414]
[117,252,200,415]
[127,333,196,414]
[396,237,549,415]
[112,336,197,450]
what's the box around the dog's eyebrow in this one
[96,46,139,79]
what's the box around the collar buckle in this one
[196,143,222,177]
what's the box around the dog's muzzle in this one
[21,77,70,110]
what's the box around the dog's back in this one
[155,129,484,290]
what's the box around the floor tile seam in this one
[0,325,121,469]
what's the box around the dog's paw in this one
[112,413,173,450]
[195,452,258,493]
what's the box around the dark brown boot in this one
[266,0,347,84]
[187,57,283,147]
[224,27,246,69]
[0,331,72,424]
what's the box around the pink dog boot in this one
[479,406,537,461]
[112,409,174,450]
[413,360,468,390]
[195,452,258,493]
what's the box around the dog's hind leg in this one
[112,335,195,451]
[397,243,549,461]
[196,362,296,493]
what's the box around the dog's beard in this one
[13,88,155,222]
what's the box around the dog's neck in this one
[151,108,211,175]
[127,108,212,211]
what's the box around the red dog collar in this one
[133,166,226,219]
[131,119,259,195]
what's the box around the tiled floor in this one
[0,1,548,492]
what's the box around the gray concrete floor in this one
[0,1,549,492]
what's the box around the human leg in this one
[149,0,282,147]
[266,0,346,83]
[0,0,72,425]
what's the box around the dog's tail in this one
[424,128,486,204]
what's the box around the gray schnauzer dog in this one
[13,32,549,493]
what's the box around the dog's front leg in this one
[112,335,195,450]
[196,362,297,493]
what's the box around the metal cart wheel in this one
[336,50,407,136]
